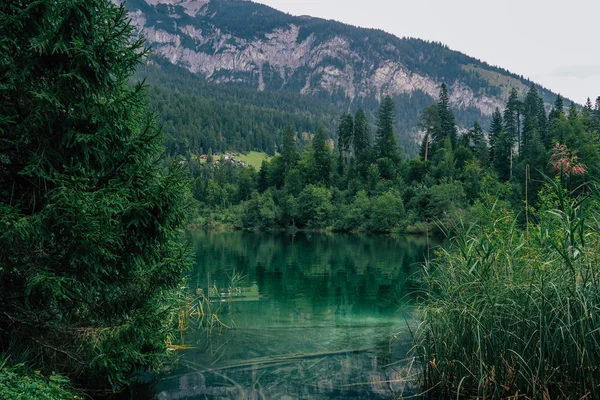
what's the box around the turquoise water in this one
[141,231,437,399]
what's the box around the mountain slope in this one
[123,0,562,155]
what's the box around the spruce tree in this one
[549,94,564,121]
[489,108,503,163]
[418,104,439,160]
[337,113,354,164]
[0,0,189,389]
[522,86,539,151]
[311,125,333,186]
[434,83,458,149]
[469,122,489,167]
[281,124,299,173]
[374,96,400,162]
[493,131,513,181]
[353,108,370,157]
[503,88,521,152]
[568,102,579,122]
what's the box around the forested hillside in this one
[125,0,566,157]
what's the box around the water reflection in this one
[150,232,438,399]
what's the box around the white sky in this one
[255,0,600,105]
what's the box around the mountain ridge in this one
[121,0,565,155]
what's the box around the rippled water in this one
[133,231,438,399]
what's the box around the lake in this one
[134,231,438,399]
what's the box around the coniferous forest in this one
[3,0,600,399]
[188,84,600,235]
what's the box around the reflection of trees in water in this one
[187,231,439,312]
[136,232,435,400]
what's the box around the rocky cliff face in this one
[121,0,555,123]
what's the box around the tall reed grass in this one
[414,179,600,399]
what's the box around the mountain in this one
[122,0,562,156]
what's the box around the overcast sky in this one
[255,0,600,105]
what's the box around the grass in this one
[462,64,528,96]
[414,179,600,399]
[237,151,270,169]
[0,357,78,400]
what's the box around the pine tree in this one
[337,113,354,164]
[374,96,400,162]
[493,131,513,181]
[568,102,579,121]
[549,94,564,121]
[258,160,269,192]
[521,86,542,154]
[434,83,458,149]
[353,108,370,157]
[581,98,594,131]
[469,122,489,167]
[489,108,503,163]
[418,104,439,160]
[0,0,189,389]
[503,88,521,152]
[281,124,299,173]
[311,125,333,186]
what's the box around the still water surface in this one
[144,231,437,399]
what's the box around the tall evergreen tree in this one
[493,131,513,181]
[503,88,521,152]
[521,86,542,154]
[568,102,579,122]
[489,108,503,163]
[549,94,564,121]
[337,113,354,165]
[353,108,370,157]
[418,104,439,160]
[310,125,333,186]
[469,122,489,167]
[434,83,458,149]
[0,0,189,389]
[374,96,400,162]
[581,98,594,132]
[281,124,299,173]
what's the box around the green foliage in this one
[295,185,333,229]
[0,0,189,391]
[416,181,600,398]
[309,126,333,186]
[375,96,400,162]
[433,83,458,150]
[0,359,77,400]
[369,190,406,232]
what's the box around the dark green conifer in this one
[503,88,521,152]
[374,96,400,162]
[469,122,489,167]
[281,124,299,173]
[418,104,439,160]
[353,108,370,157]
[434,84,458,149]
[549,94,564,121]
[489,108,503,163]
[311,125,333,186]
[337,113,354,163]
[568,102,579,121]
[522,86,542,153]
[0,0,190,389]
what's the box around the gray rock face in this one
[123,0,550,119]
